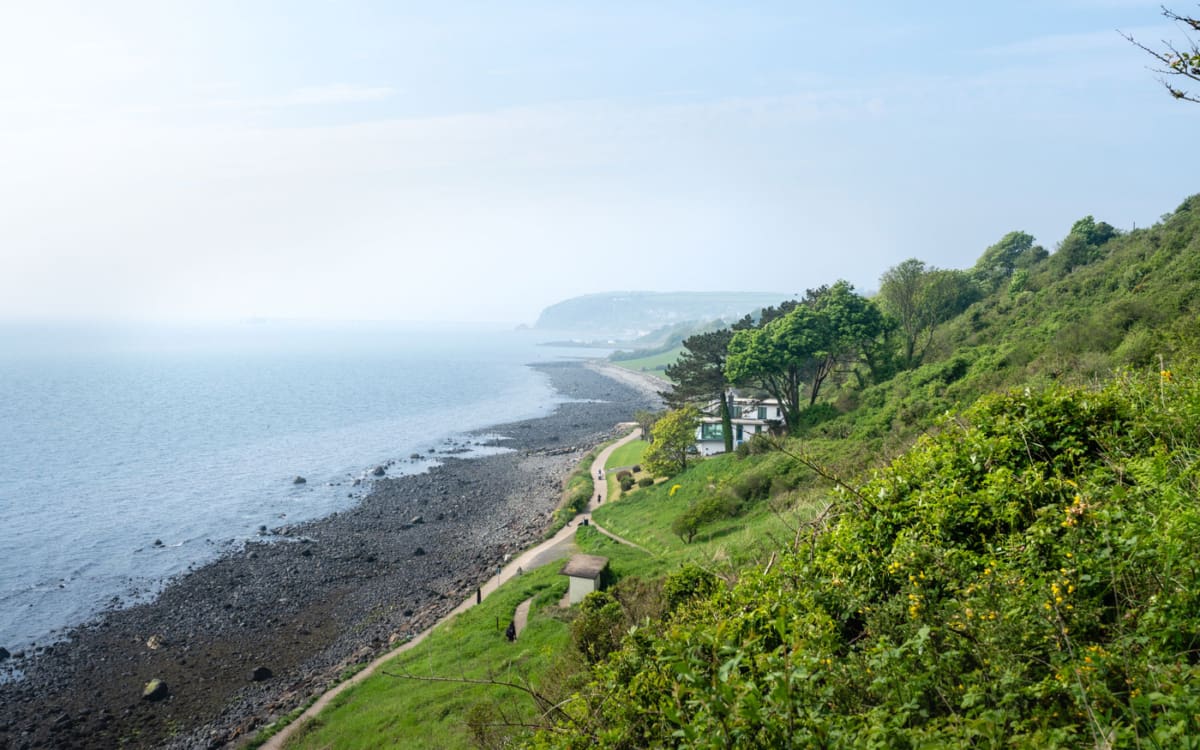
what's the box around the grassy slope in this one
[285,566,571,750]
[606,346,681,380]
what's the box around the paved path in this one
[264,426,645,749]
[582,429,655,555]
[512,597,533,638]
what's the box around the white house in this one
[694,394,782,456]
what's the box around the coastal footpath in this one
[0,360,661,750]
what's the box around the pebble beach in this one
[0,360,661,749]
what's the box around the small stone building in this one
[560,554,609,605]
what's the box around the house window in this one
[736,425,744,441]
[701,423,724,441]
[729,404,742,418]
[757,406,767,420]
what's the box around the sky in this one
[1,1,1197,325]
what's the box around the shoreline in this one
[0,360,659,750]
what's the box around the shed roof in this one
[560,554,609,580]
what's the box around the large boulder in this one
[372,466,386,477]
[293,476,307,485]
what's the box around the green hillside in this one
[276,195,1200,749]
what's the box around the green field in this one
[607,346,680,381]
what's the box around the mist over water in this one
[0,321,599,651]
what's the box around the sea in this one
[0,320,601,656]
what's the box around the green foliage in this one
[664,330,736,452]
[531,371,1200,748]
[972,230,1045,291]
[642,406,701,477]
[570,591,625,665]
[727,281,886,431]
[662,564,721,613]
[670,493,741,544]
[551,450,599,530]
[880,259,980,367]
[1052,215,1120,276]
[636,477,654,488]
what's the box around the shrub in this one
[636,477,654,488]
[662,564,720,613]
[570,591,624,665]
[615,470,633,481]
[730,471,770,501]
[671,494,741,543]
[619,477,635,492]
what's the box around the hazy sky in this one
[2,1,1196,324]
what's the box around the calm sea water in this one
[0,321,596,652]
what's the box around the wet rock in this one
[413,547,426,556]
[410,515,424,525]
[372,466,386,477]
[250,666,273,682]
[293,476,306,485]
[0,647,8,660]
[142,679,169,701]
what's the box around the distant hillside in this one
[533,291,788,338]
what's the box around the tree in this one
[971,231,1042,291]
[632,409,660,444]
[1052,215,1120,276]
[1123,5,1200,103]
[726,281,885,431]
[664,329,734,452]
[641,406,701,477]
[880,260,981,368]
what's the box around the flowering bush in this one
[531,369,1200,748]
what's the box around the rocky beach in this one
[0,360,661,749]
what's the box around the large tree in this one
[664,329,734,452]
[642,406,701,477]
[726,281,884,432]
[880,260,979,368]
[1123,5,1200,103]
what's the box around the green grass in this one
[593,450,823,571]
[604,439,655,500]
[607,346,681,380]
[604,439,647,471]
[285,565,572,750]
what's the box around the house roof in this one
[560,554,609,580]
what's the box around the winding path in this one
[264,426,647,749]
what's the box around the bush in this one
[671,494,741,543]
[545,373,1200,747]
[730,471,770,501]
[619,477,635,492]
[636,477,654,488]
[570,591,624,665]
[662,564,720,613]
[615,470,633,481]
